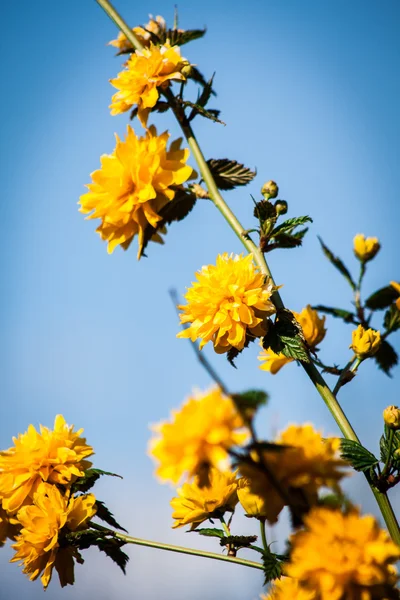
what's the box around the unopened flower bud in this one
[353,234,380,262]
[349,325,381,358]
[383,406,400,430]
[274,200,288,215]
[261,180,279,200]
[181,62,193,78]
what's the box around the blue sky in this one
[1,0,399,597]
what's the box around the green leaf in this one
[262,552,283,584]
[365,286,398,310]
[188,73,215,120]
[311,305,357,324]
[189,67,216,95]
[192,528,225,538]
[253,199,276,222]
[96,537,129,574]
[161,28,206,47]
[380,430,400,464]
[207,158,256,190]
[340,439,379,472]
[232,390,269,413]
[271,215,312,236]
[267,233,303,250]
[383,304,400,334]
[226,332,255,367]
[291,227,309,241]
[318,237,356,290]
[182,100,224,124]
[374,340,398,377]
[95,500,127,532]
[71,469,122,495]
[262,309,310,363]
[67,529,129,574]
[220,535,258,549]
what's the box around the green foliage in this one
[232,390,269,413]
[71,469,122,495]
[365,286,398,310]
[220,535,258,549]
[95,500,127,532]
[384,304,400,334]
[262,309,310,363]
[192,528,225,538]
[163,28,207,47]
[207,158,256,190]
[312,305,357,324]
[380,429,400,464]
[188,73,215,120]
[374,340,398,377]
[182,100,224,124]
[271,215,312,236]
[340,439,379,472]
[318,237,356,290]
[189,66,217,94]
[262,552,283,584]
[66,530,129,574]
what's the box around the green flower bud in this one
[274,200,288,215]
[261,180,279,200]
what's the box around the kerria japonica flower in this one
[110,42,188,128]
[177,253,276,354]
[349,324,381,359]
[0,415,93,515]
[108,15,167,53]
[353,234,380,262]
[79,125,195,258]
[262,577,317,600]
[148,386,248,485]
[258,304,326,374]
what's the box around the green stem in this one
[95,0,400,546]
[382,429,394,478]
[332,355,361,397]
[259,519,269,554]
[219,515,231,537]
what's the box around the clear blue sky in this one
[1,0,399,597]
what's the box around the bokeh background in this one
[1,0,399,597]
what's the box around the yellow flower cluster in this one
[258,305,326,374]
[110,43,188,128]
[177,253,276,354]
[79,125,195,257]
[238,424,347,523]
[108,15,167,52]
[0,416,96,589]
[148,387,248,484]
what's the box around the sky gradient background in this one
[1,0,400,598]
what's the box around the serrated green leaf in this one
[383,304,400,333]
[71,469,122,495]
[271,215,312,236]
[380,431,400,463]
[182,100,224,124]
[340,439,379,472]
[188,74,215,121]
[220,535,257,548]
[267,233,303,250]
[67,529,129,574]
[192,528,225,538]
[95,500,127,532]
[262,552,283,584]
[262,310,310,362]
[291,227,309,240]
[365,286,398,310]
[232,390,269,412]
[161,28,206,47]
[318,237,356,290]
[207,158,256,190]
[253,199,276,221]
[374,340,398,377]
[311,305,357,324]
[95,537,129,574]
[189,67,216,95]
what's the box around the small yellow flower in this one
[171,468,239,529]
[0,504,20,547]
[262,577,317,600]
[0,415,93,515]
[79,125,195,258]
[11,483,96,589]
[383,406,400,430]
[108,15,167,52]
[177,253,276,354]
[237,477,269,519]
[353,234,381,262]
[349,324,381,358]
[286,506,400,600]
[239,424,347,524]
[259,305,326,374]
[390,281,400,311]
[148,387,248,484]
[110,42,187,127]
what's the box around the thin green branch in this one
[260,519,269,555]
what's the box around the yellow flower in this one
[390,281,400,311]
[349,324,381,358]
[353,234,381,262]
[177,253,276,354]
[0,504,20,547]
[170,468,239,529]
[148,387,248,484]
[258,305,326,374]
[11,482,96,589]
[237,477,269,519]
[108,15,167,52]
[0,415,93,515]
[239,424,348,524]
[110,42,187,127]
[286,506,400,600]
[383,405,400,430]
[79,125,195,258]
[262,577,317,600]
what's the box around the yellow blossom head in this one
[0,415,93,514]
[262,577,317,600]
[353,234,381,262]
[177,253,276,354]
[148,387,249,484]
[258,305,326,374]
[286,506,400,600]
[108,16,167,52]
[349,324,381,358]
[390,281,400,311]
[237,477,270,519]
[110,42,187,127]
[0,504,20,547]
[171,468,239,529]
[239,424,348,524]
[383,406,400,430]
[79,125,195,258]
[11,482,96,589]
